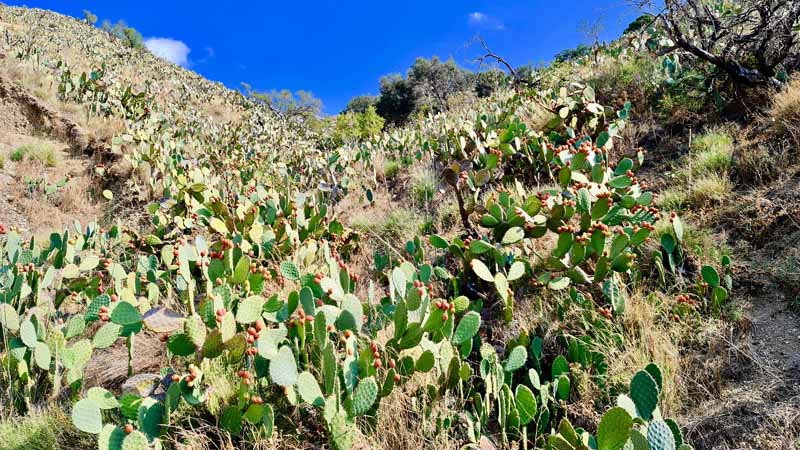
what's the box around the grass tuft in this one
[0,406,95,450]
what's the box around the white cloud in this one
[145,37,191,67]
[468,12,505,30]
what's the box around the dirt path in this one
[683,249,800,449]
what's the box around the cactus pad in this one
[121,430,149,450]
[270,345,298,387]
[514,385,537,425]
[647,419,676,450]
[503,345,527,372]
[630,370,659,420]
[453,311,480,345]
[0,303,20,332]
[351,376,378,416]
[72,398,102,434]
[110,302,142,326]
[298,371,325,406]
[88,387,119,409]
[597,406,632,450]
[93,322,121,349]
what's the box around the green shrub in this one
[689,130,733,176]
[9,146,26,162]
[411,166,437,205]
[382,160,401,180]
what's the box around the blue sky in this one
[9,1,641,114]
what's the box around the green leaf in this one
[470,259,494,282]
[72,399,102,434]
[209,218,228,234]
[552,355,569,379]
[469,240,494,255]
[504,346,527,372]
[231,255,251,284]
[352,377,378,416]
[0,304,20,332]
[597,407,633,450]
[93,323,121,349]
[88,387,119,409]
[167,333,196,356]
[270,346,298,387]
[110,302,142,326]
[298,371,325,406]
[280,261,300,281]
[453,311,480,345]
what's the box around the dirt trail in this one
[683,235,800,447]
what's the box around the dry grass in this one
[603,290,684,415]
[770,76,800,146]
[0,406,95,450]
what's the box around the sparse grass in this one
[770,76,800,146]
[9,146,26,162]
[410,165,438,205]
[689,130,733,176]
[382,159,401,180]
[657,187,689,210]
[0,406,95,450]
[687,172,732,206]
[0,154,5,170]
[9,144,60,167]
[351,207,423,244]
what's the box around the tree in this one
[644,0,800,85]
[375,74,416,127]
[344,95,378,114]
[101,20,144,49]
[407,56,471,113]
[242,84,323,124]
[473,69,508,98]
[82,9,97,26]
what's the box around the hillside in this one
[0,4,799,450]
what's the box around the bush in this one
[689,130,733,176]
[9,146,26,162]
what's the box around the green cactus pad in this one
[184,314,206,347]
[645,363,663,392]
[514,385,537,425]
[0,303,20,332]
[504,345,527,372]
[262,404,275,438]
[87,387,119,410]
[298,371,325,406]
[630,370,659,420]
[415,350,435,373]
[597,406,632,450]
[110,302,142,326]
[137,399,164,441]
[33,341,51,370]
[270,345,298,387]
[470,259,494,282]
[648,419,676,450]
[280,261,300,281]
[93,322,121,349]
[20,319,37,348]
[665,418,683,446]
[452,311,480,345]
[219,312,236,342]
[167,333,196,356]
[330,411,355,450]
[98,424,125,450]
[64,314,86,339]
[557,374,570,401]
[700,266,720,288]
[62,339,93,371]
[220,406,243,435]
[352,376,378,416]
[121,430,148,450]
[235,295,264,323]
[71,398,102,434]
[551,354,570,379]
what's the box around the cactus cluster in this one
[0,8,724,449]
